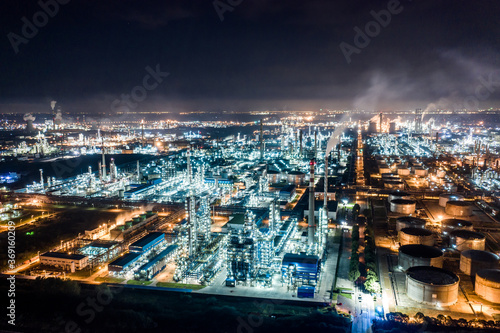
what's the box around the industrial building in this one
[40,252,89,272]
[136,244,178,280]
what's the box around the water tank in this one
[287,171,305,185]
[384,181,405,190]
[460,250,499,276]
[267,170,281,183]
[390,199,416,215]
[399,245,443,270]
[441,218,473,233]
[439,193,464,207]
[399,227,434,246]
[396,216,426,232]
[450,230,485,251]
[445,201,473,217]
[397,168,411,176]
[388,191,411,203]
[475,269,500,304]
[436,169,446,178]
[406,266,459,306]
[379,166,392,174]
[414,168,428,177]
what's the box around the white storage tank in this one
[399,245,443,270]
[414,168,428,177]
[379,166,392,174]
[287,171,305,185]
[450,230,486,251]
[445,201,473,217]
[384,181,405,190]
[397,168,411,176]
[266,170,281,184]
[460,250,499,276]
[406,266,459,306]
[475,269,500,304]
[441,218,473,233]
[439,193,464,207]
[396,216,426,232]
[388,191,411,203]
[390,199,416,215]
[436,169,446,178]
[399,227,434,246]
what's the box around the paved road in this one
[352,286,375,333]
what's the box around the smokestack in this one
[379,113,383,132]
[314,131,318,159]
[136,160,141,181]
[299,130,303,157]
[141,120,145,147]
[98,161,102,181]
[260,119,264,160]
[101,138,106,179]
[187,146,192,185]
[39,169,44,189]
[308,159,316,246]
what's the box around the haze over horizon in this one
[1,0,500,114]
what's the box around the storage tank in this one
[436,169,446,178]
[414,168,428,177]
[287,171,305,185]
[379,165,392,174]
[266,170,281,183]
[439,193,465,207]
[445,201,473,217]
[396,216,426,232]
[450,230,486,251]
[397,168,411,176]
[388,191,411,203]
[390,199,416,214]
[475,269,500,304]
[406,266,459,306]
[384,181,405,190]
[460,250,499,276]
[441,218,473,233]
[399,245,443,270]
[399,227,434,246]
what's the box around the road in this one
[351,286,375,333]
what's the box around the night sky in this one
[1,0,499,114]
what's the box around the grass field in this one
[95,276,125,283]
[156,282,205,290]
[127,279,153,286]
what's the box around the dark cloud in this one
[0,0,499,113]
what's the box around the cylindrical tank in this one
[436,169,446,178]
[397,168,411,176]
[460,250,499,276]
[118,189,125,198]
[450,230,486,251]
[390,199,416,215]
[414,168,428,176]
[441,218,473,233]
[384,181,405,190]
[266,170,281,183]
[379,166,392,174]
[396,216,426,232]
[399,245,443,270]
[439,193,465,207]
[399,227,434,246]
[125,220,134,228]
[475,269,500,304]
[406,266,459,306]
[445,201,473,217]
[287,171,305,185]
[388,191,411,203]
